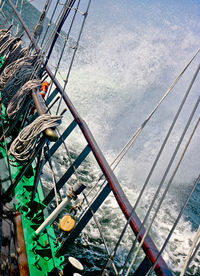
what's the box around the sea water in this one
[0,0,200,275]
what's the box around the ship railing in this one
[1,1,199,276]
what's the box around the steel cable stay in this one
[56,0,91,115]
[38,95,115,263]
[0,0,94,203]
[16,0,24,35]
[82,191,118,275]
[0,0,6,18]
[81,50,200,268]
[148,172,200,275]
[26,0,84,99]
[52,49,200,274]
[40,0,60,48]
[32,0,52,45]
[46,142,60,206]
[28,0,70,61]
[1,2,199,275]
[0,102,13,186]
[11,0,19,27]
[120,94,200,275]
[100,58,200,274]
[180,225,200,276]
[110,47,200,171]
[42,0,77,66]
[46,0,82,99]
[51,120,119,275]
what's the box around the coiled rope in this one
[0,32,10,49]
[0,55,31,90]
[6,78,41,118]
[0,36,18,56]
[0,39,27,74]
[9,114,61,165]
[1,62,38,107]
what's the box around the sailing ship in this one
[0,0,199,275]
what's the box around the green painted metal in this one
[0,141,65,275]
[0,56,5,68]
[14,177,64,275]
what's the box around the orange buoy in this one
[40,80,49,98]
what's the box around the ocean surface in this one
[0,0,200,275]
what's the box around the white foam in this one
[41,1,200,273]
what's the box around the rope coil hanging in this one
[1,61,39,107]
[9,114,61,165]
[0,55,37,91]
[6,78,41,118]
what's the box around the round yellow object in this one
[58,215,76,232]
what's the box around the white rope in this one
[180,225,200,276]
[6,78,41,118]
[9,114,61,164]
[1,57,38,106]
[0,55,30,91]
[0,36,17,56]
[0,0,6,12]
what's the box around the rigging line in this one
[180,225,200,276]
[76,178,107,228]
[54,122,116,274]
[43,0,76,67]
[59,136,117,273]
[40,0,60,48]
[11,0,19,28]
[148,170,200,275]
[104,58,200,273]
[120,63,200,274]
[110,47,200,170]
[186,241,200,272]
[32,0,52,45]
[35,0,71,65]
[76,174,108,228]
[44,0,52,12]
[82,191,118,275]
[121,60,200,245]
[0,103,13,185]
[19,0,24,15]
[46,144,59,206]
[46,0,81,99]
[16,0,21,34]
[30,1,63,56]
[123,95,200,276]
[0,0,6,13]
[0,8,15,28]
[15,0,24,36]
[56,0,91,115]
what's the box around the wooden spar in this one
[15,212,30,276]
[7,1,172,275]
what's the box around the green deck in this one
[0,142,64,275]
